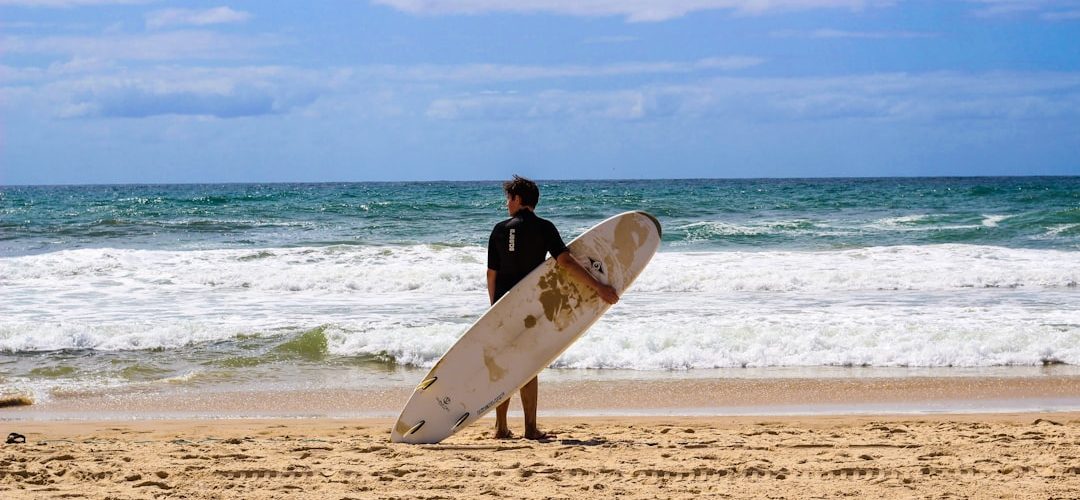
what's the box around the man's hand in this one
[596,284,619,305]
[556,252,619,305]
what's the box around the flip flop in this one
[6,432,26,444]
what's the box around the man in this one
[487,175,619,440]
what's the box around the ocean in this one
[2,177,1079,409]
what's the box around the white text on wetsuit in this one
[508,228,516,252]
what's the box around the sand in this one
[2,413,1078,499]
[7,373,1080,419]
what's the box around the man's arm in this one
[556,252,619,305]
[487,269,497,305]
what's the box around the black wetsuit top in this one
[487,209,568,302]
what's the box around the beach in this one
[3,412,1079,499]
[2,179,1078,497]
[3,374,1080,498]
[4,0,1080,487]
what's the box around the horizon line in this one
[3,173,1078,188]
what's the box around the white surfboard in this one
[390,211,662,444]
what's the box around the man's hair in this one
[503,175,540,207]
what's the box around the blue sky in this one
[2,0,1079,184]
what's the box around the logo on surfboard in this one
[587,257,604,276]
[477,392,505,415]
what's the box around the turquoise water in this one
[3,177,1078,255]
[1,177,1078,405]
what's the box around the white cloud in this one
[0,64,45,83]
[2,56,757,120]
[47,56,117,75]
[423,72,1080,122]
[695,57,765,70]
[145,7,251,30]
[9,53,1080,126]
[967,0,1080,18]
[373,0,1080,22]
[357,57,764,83]
[1042,9,1080,20]
[773,28,938,38]
[3,31,282,60]
[968,0,1038,17]
[583,35,639,45]
[428,90,647,120]
[0,57,113,94]
[0,0,148,6]
[0,21,45,28]
[45,65,343,118]
[372,0,899,22]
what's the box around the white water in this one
[1,244,1078,368]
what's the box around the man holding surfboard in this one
[390,188,660,444]
[487,176,619,440]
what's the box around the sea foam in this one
[2,244,1077,369]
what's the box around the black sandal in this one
[5,433,25,444]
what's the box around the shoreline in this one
[5,373,1080,421]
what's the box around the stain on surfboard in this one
[483,346,506,382]
[614,215,650,272]
[538,267,588,330]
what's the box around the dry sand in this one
[2,413,1078,499]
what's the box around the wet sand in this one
[2,413,1079,499]
[5,374,1080,419]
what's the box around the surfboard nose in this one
[636,211,662,238]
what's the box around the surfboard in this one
[390,211,662,444]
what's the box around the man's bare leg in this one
[494,399,513,439]
[520,376,553,440]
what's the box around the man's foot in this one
[524,430,556,441]
[494,429,515,439]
